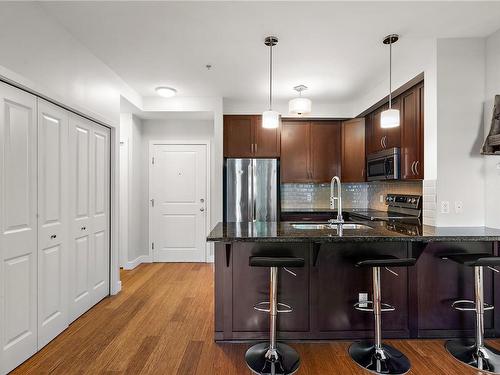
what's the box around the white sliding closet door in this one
[0,83,38,374]
[68,115,110,322]
[37,99,69,348]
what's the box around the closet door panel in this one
[69,116,93,322]
[0,83,38,374]
[37,100,69,348]
[90,124,110,304]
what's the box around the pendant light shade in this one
[262,36,280,129]
[262,110,280,129]
[380,34,400,129]
[380,108,400,128]
[289,85,312,115]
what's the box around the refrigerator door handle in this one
[248,162,254,222]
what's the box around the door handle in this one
[200,207,205,212]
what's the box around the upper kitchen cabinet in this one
[364,79,424,180]
[401,82,424,179]
[223,115,280,158]
[281,120,341,183]
[342,118,366,182]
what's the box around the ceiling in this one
[41,1,500,103]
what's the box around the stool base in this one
[349,341,411,375]
[446,339,500,374]
[245,342,300,375]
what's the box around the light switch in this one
[441,201,450,214]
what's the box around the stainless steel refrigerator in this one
[225,158,278,222]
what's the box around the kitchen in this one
[1,1,500,375]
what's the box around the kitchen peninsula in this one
[208,220,500,342]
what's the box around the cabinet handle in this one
[415,160,420,175]
[383,136,387,149]
[50,234,57,239]
[410,161,416,175]
[380,137,384,149]
[254,143,257,153]
[251,143,254,154]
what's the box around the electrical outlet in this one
[380,194,384,203]
[359,292,368,308]
[441,201,450,214]
[455,201,463,213]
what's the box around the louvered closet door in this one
[37,99,69,348]
[69,115,110,322]
[0,83,38,374]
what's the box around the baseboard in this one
[123,255,152,270]
[112,281,122,295]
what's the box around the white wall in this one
[484,29,500,228]
[435,38,486,226]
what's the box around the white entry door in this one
[150,144,207,262]
[0,83,38,374]
[37,99,69,349]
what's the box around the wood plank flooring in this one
[12,263,500,374]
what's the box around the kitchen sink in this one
[291,223,373,230]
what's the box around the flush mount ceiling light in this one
[262,36,280,129]
[289,85,312,115]
[380,34,400,129]
[155,86,177,98]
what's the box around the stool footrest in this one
[354,301,395,312]
[253,301,293,313]
[451,299,494,312]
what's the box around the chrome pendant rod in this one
[269,42,273,111]
[389,39,392,109]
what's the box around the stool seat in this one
[249,256,305,268]
[441,253,500,267]
[354,255,417,268]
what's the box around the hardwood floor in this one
[13,263,500,374]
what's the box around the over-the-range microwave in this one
[366,147,400,181]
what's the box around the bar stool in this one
[349,255,417,375]
[245,256,304,375]
[440,253,500,373]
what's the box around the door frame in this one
[148,139,211,263]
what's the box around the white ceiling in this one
[41,1,500,103]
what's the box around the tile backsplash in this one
[281,181,423,211]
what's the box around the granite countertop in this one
[207,221,500,243]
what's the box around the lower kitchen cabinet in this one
[0,81,111,375]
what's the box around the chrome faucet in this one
[329,176,344,224]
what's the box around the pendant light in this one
[380,34,400,129]
[289,85,312,115]
[262,36,280,129]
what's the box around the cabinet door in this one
[310,121,341,183]
[342,118,366,182]
[37,100,69,349]
[401,87,420,179]
[365,113,376,154]
[385,97,401,149]
[224,115,254,157]
[0,83,38,374]
[281,121,311,183]
[254,115,280,157]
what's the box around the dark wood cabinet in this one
[281,120,341,183]
[401,83,424,179]
[281,121,310,183]
[223,115,280,158]
[342,118,365,182]
[310,121,341,183]
[364,80,424,180]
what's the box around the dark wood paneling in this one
[223,115,254,157]
[342,118,366,182]
[416,242,494,336]
[281,121,311,183]
[310,121,341,183]
[316,242,409,334]
[254,116,281,157]
[231,243,310,333]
